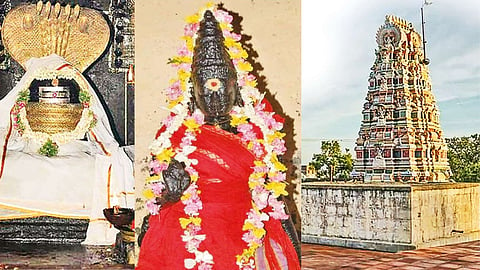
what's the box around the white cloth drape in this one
[0,54,134,245]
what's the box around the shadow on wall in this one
[220,3,301,232]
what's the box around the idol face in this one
[191,10,240,125]
[192,67,238,124]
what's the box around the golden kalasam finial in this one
[1,1,110,72]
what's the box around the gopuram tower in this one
[353,15,451,182]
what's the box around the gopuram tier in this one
[353,15,451,182]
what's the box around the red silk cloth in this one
[137,125,299,269]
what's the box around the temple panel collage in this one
[0,0,478,269]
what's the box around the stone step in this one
[0,216,88,244]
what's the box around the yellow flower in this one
[254,160,265,167]
[179,216,202,229]
[266,181,288,197]
[143,189,155,200]
[242,221,255,231]
[178,69,191,82]
[205,2,214,9]
[230,115,248,127]
[238,61,253,72]
[237,249,254,263]
[267,131,286,143]
[270,154,287,171]
[219,22,233,31]
[179,80,187,91]
[191,174,199,182]
[249,242,260,250]
[182,36,194,51]
[224,37,237,48]
[246,78,257,88]
[184,118,201,132]
[267,171,280,179]
[227,43,248,59]
[168,95,184,109]
[181,193,191,201]
[251,203,261,213]
[243,246,256,258]
[249,172,265,180]
[185,14,200,24]
[248,180,260,189]
[253,227,266,238]
[229,48,249,60]
[156,148,175,162]
[169,56,192,64]
[145,175,161,183]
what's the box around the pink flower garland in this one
[145,4,290,269]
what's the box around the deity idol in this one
[137,6,300,270]
[0,2,134,244]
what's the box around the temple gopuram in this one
[353,15,451,182]
[303,14,479,253]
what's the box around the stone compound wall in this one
[411,183,480,248]
[302,182,480,252]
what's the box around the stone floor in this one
[302,240,480,269]
[0,243,133,269]
[2,241,478,269]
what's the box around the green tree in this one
[308,141,353,181]
[446,134,480,182]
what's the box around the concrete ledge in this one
[411,182,480,191]
[302,182,411,192]
[302,182,480,252]
[415,231,480,249]
[302,235,416,253]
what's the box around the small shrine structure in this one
[353,15,451,182]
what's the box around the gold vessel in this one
[25,103,83,134]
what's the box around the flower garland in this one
[10,65,96,156]
[145,3,289,269]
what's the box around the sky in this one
[301,0,480,164]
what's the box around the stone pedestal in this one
[0,217,88,243]
[302,182,480,252]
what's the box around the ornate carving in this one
[0,0,11,70]
[108,0,135,72]
[1,1,110,72]
[376,24,401,49]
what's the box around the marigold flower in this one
[231,115,248,126]
[184,118,201,132]
[143,189,155,200]
[185,14,200,24]
[180,216,202,229]
[156,148,175,162]
[270,154,287,171]
[265,181,288,197]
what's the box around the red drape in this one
[137,125,299,269]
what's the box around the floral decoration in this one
[145,3,289,269]
[37,138,58,157]
[10,65,96,156]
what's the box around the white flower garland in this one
[11,65,96,152]
[144,4,289,270]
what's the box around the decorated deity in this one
[0,1,134,244]
[137,4,300,270]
